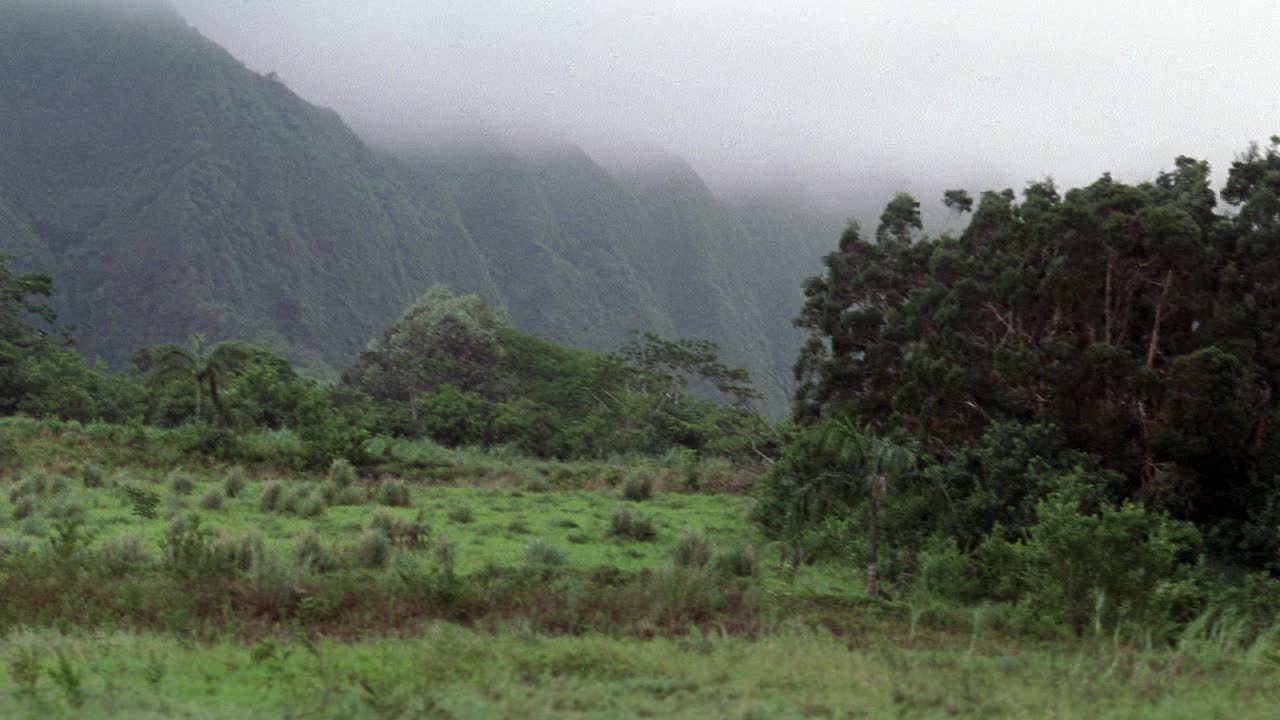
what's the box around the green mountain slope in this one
[0,0,836,412]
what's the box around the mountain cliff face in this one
[0,0,837,413]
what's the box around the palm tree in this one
[142,334,251,423]
[812,418,918,597]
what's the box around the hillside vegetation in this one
[0,0,834,413]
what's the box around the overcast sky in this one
[169,0,1280,213]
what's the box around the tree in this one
[942,189,973,214]
[136,334,254,424]
[756,418,917,596]
[344,285,508,422]
[875,192,923,246]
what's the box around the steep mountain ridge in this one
[0,0,838,412]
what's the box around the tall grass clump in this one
[259,481,284,513]
[223,466,247,498]
[12,495,33,520]
[524,540,566,567]
[609,509,657,541]
[328,458,358,488]
[447,504,474,524]
[80,461,104,489]
[672,529,711,568]
[199,487,225,511]
[378,479,411,507]
[351,529,390,569]
[168,471,195,496]
[621,472,653,502]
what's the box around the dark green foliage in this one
[168,472,194,496]
[793,148,1280,568]
[199,488,224,511]
[351,529,390,569]
[123,486,160,520]
[524,540,565,567]
[258,482,283,513]
[621,473,653,502]
[79,461,103,488]
[446,505,474,524]
[12,495,33,520]
[609,509,657,542]
[378,479,411,508]
[672,529,711,568]
[222,467,247,498]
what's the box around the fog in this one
[170,0,1279,217]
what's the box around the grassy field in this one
[3,420,1279,718]
[3,624,1278,719]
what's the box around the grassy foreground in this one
[4,624,1278,719]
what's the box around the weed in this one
[672,529,711,568]
[223,466,247,498]
[715,544,758,578]
[610,509,657,541]
[622,473,653,502]
[199,487,225,510]
[80,461,104,488]
[259,481,284,513]
[143,653,166,689]
[12,495,33,520]
[351,529,390,569]
[9,648,40,697]
[525,540,565,567]
[378,479,411,507]
[295,528,341,573]
[447,504,475,524]
[328,458,358,488]
[100,534,150,574]
[49,654,84,708]
[169,471,195,496]
[507,519,530,535]
[123,485,161,519]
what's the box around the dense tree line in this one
[756,139,1280,632]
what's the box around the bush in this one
[524,540,565,567]
[259,482,284,513]
[447,505,474,524]
[80,462,104,489]
[199,488,225,511]
[223,466,247,498]
[168,471,195,496]
[297,492,326,519]
[12,496,34,520]
[378,479,411,507]
[621,473,653,502]
[351,529,390,569]
[123,486,161,519]
[715,544,758,578]
[609,509,657,541]
[99,535,149,574]
[328,458,358,488]
[522,470,550,493]
[294,528,341,573]
[672,529,711,568]
[211,533,260,572]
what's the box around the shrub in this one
[49,475,68,495]
[297,493,326,518]
[522,470,550,493]
[294,528,341,573]
[12,496,33,520]
[378,479,411,507]
[621,472,653,502]
[223,466,247,498]
[199,488,225,511]
[99,535,150,574]
[168,471,195,496]
[351,529,390,569]
[80,462,104,489]
[609,509,657,541]
[328,458,358,488]
[525,540,565,567]
[161,514,230,579]
[259,482,284,513]
[715,544,758,578]
[211,533,260,572]
[672,529,711,568]
[447,505,475,524]
[123,486,161,520]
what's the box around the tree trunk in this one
[866,477,882,597]
[1104,248,1117,344]
[1146,268,1175,369]
[409,388,419,423]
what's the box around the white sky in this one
[170,0,1280,210]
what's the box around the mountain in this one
[0,0,838,414]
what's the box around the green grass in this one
[2,625,1277,719]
